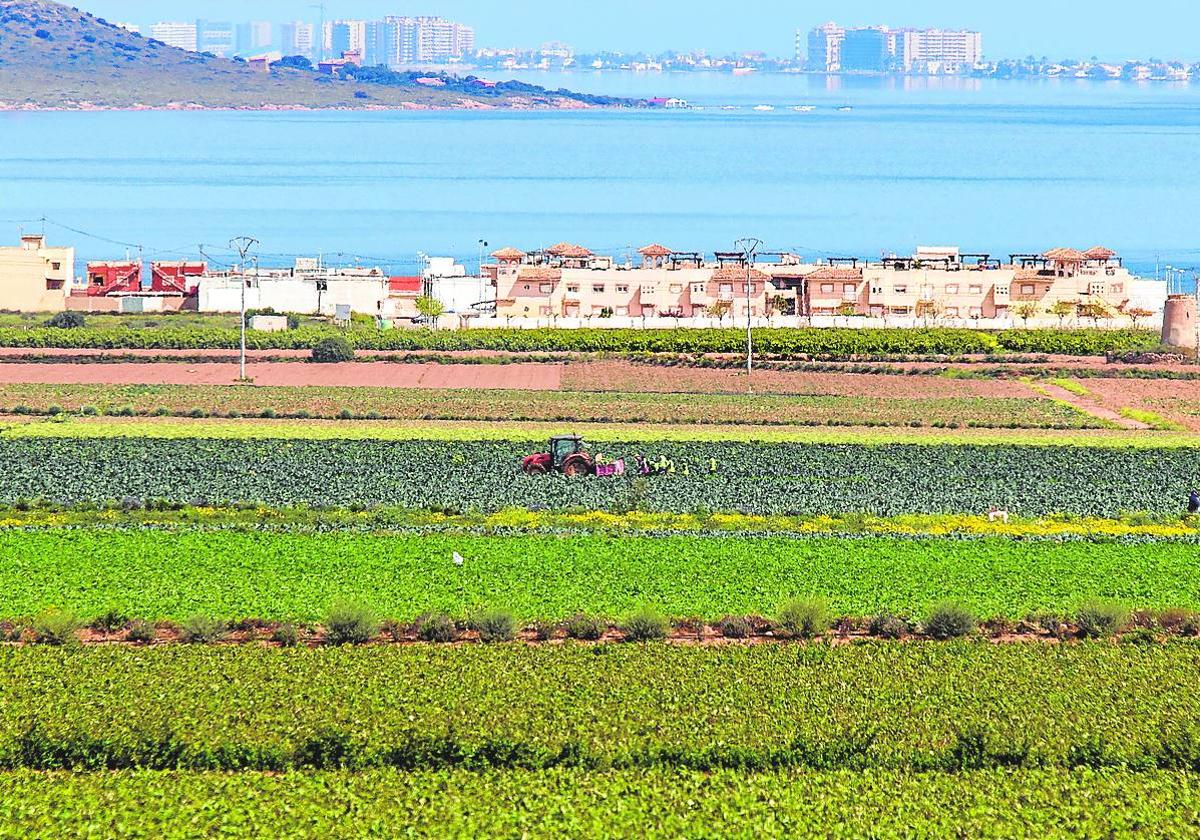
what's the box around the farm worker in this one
[636,455,652,476]
[709,458,719,474]
[1189,490,1200,514]
[655,455,670,474]
[682,464,691,477]
[596,452,609,466]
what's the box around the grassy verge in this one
[3,530,1200,620]
[2,769,1198,838]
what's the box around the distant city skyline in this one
[77,1,1200,61]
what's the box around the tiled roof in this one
[389,276,422,294]
[710,267,772,283]
[1043,247,1086,261]
[546,242,593,258]
[638,244,673,257]
[1083,246,1116,260]
[518,267,563,282]
[491,247,526,260]
[804,266,863,281]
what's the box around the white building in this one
[899,28,983,72]
[280,22,315,58]
[324,20,367,59]
[806,22,844,71]
[196,20,234,56]
[150,22,198,52]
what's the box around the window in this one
[617,284,629,293]
[566,284,579,293]
[995,286,1009,296]
[743,284,757,294]
[691,283,705,294]
[820,283,835,294]
[616,306,629,316]
[670,284,682,294]
[539,283,553,294]
[969,306,983,318]
[843,283,856,294]
[46,279,64,290]
[523,284,531,291]
[592,284,605,293]
[893,285,908,295]
[539,306,552,315]
[946,307,960,317]
[1111,284,1123,294]
[642,285,657,295]
[51,262,61,271]
[1021,284,1035,295]
[945,284,960,295]
[968,284,983,295]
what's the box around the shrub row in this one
[4,600,1185,647]
[0,326,1159,357]
[7,725,1200,773]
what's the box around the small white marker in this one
[453,552,465,567]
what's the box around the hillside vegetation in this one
[0,0,625,109]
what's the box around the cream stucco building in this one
[0,235,76,312]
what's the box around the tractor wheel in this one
[524,464,548,476]
[563,459,590,478]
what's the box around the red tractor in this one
[522,435,625,478]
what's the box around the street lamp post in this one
[478,239,489,304]
[734,237,762,387]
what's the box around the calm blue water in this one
[1,74,1198,277]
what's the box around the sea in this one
[1,72,1199,281]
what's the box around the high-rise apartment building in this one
[324,20,367,60]
[281,22,315,59]
[898,29,983,71]
[196,20,234,56]
[150,22,198,52]
[805,22,981,73]
[840,27,890,72]
[806,22,844,72]
[356,17,476,67]
[236,21,274,55]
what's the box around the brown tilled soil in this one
[0,362,564,389]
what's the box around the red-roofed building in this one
[151,262,206,295]
[83,261,141,297]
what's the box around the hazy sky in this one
[78,1,1200,60]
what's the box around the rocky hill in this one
[0,0,628,109]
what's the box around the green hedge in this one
[0,327,1160,356]
[0,437,1189,515]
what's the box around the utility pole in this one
[734,237,762,388]
[230,236,259,382]
[478,239,489,303]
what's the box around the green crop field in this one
[2,769,1198,839]
[0,435,1194,515]
[4,529,1200,621]
[3,645,1200,770]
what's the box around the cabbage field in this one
[0,435,1193,515]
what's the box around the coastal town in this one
[1,232,1167,330]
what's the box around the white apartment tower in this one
[899,29,983,71]
[150,22,198,52]
[281,22,315,58]
[806,22,844,72]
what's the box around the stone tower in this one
[1161,294,1197,349]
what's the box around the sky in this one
[78,1,1200,61]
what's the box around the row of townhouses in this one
[0,234,1167,327]
[486,243,1165,324]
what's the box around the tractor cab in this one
[549,435,586,469]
